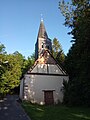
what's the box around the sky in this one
[0,0,72,58]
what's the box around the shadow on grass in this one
[72,113,90,120]
[22,101,90,120]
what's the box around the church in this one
[19,19,69,105]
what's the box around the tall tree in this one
[0,47,25,96]
[59,0,90,106]
[21,52,35,76]
[0,43,8,96]
[52,38,65,65]
[0,53,23,95]
[52,38,61,58]
[0,43,35,96]
[0,43,6,54]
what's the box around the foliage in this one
[52,38,65,65]
[0,43,35,96]
[56,51,65,66]
[0,43,6,54]
[59,0,90,106]
[21,52,35,76]
[22,101,90,120]
[0,52,23,95]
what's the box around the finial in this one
[41,14,43,21]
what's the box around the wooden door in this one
[44,91,54,105]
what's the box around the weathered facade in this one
[20,20,69,105]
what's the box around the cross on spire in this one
[41,14,43,21]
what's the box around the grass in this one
[22,101,90,120]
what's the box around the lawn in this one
[22,101,90,120]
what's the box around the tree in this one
[0,43,8,96]
[56,51,65,66]
[0,42,35,96]
[21,52,35,76]
[0,53,23,95]
[59,0,90,106]
[0,47,25,96]
[52,38,65,65]
[0,43,7,77]
[29,52,35,65]
[52,38,61,58]
[0,43,6,54]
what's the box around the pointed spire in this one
[38,17,48,39]
[35,18,52,60]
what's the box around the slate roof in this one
[27,49,68,75]
[37,20,48,39]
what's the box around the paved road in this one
[0,95,31,120]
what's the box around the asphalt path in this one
[0,95,31,120]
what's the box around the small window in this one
[42,44,44,48]
[46,46,49,49]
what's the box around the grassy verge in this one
[22,101,90,120]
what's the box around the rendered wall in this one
[23,74,69,105]
[19,79,24,99]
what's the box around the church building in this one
[19,19,69,105]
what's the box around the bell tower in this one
[35,19,52,60]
